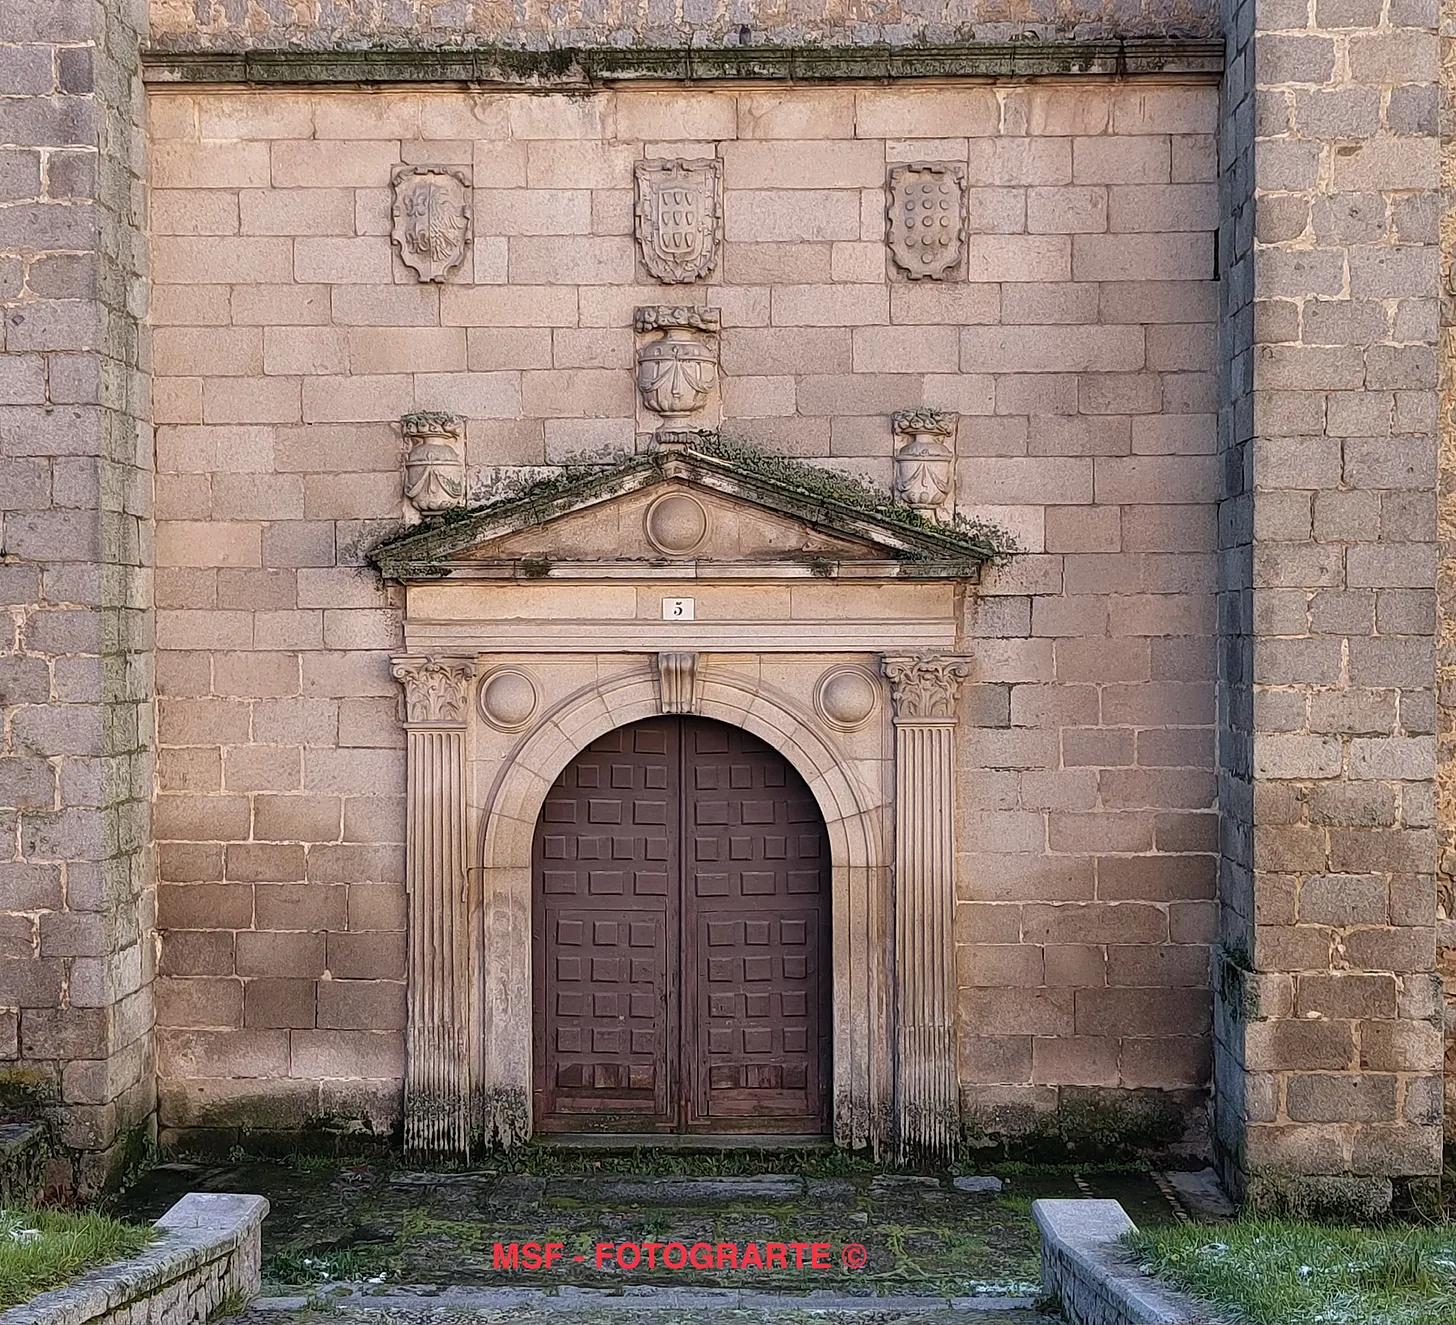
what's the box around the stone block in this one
[316,979,406,1030]
[235,930,325,978]
[1073,986,1211,1036]
[1244,1020,1355,1073]
[737,90,855,139]
[441,284,576,328]
[289,1029,404,1079]
[958,986,1073,1037]
[1287,1074,1398,1125]
[616,92,737,141]
[243,978,316,1030]
[724,189,862,242]
[965,234,1071,283]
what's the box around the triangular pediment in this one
[371,439,995,582]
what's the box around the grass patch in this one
[0,1207,153,1309]
[1129,1218,1456,1325]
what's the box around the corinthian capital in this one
[392,656,473,726]
[881,654,971,722]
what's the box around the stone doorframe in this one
[492,673,871,1141]
[394,648,972,1158]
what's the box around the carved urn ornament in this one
[634,159,723,283]
[635,306,720,427]
[886,162,967,281]
[400,412,467,526]
[391,166,471,282]
[892,409,958,522]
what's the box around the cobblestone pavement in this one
[117,1155,1185,1321]
[121,1158,1183,1300]
[232,1300,1055,1324]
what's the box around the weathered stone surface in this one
[1215,0,1443,1207]
[0,0,154,1192]
[145,1,1219,54]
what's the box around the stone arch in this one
[474,666,890,1151]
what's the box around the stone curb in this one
[0,1193,269,1325]
[1032,1199,1222,1325]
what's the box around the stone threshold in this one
[543,1132,832,1149]
[252,1286,1038,1312]
[141,38,1225,86]
[1032,1198,1220,1325]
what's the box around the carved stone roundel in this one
[815,665,880,731]
[478,667,540,731]
[645,492,709,556]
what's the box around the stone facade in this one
[143,81,1223,1151]
[1,0,155,1192]
[0,0,1450,1201]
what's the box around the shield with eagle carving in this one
[391,166,471,283]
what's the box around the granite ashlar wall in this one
[0,0,155,1192]
[145,82,1221,1144]
[1218,0,1444,1213]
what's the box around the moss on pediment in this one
[371,435,1015,580]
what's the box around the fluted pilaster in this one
[882,654,970,1157]
[393,655,474,1157]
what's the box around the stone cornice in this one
[141,38,1225,86]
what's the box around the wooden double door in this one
[532,716,831,1134]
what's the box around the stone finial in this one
[634,159,722,284]
[400,412,466,526]
[391,166,471,282]
[891,409,958,523]
[635,306,721,428]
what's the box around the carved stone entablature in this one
[886,162,967,281]
[401,411,467,526]
[656,652,698,714]
[392,656,473,726]
[892,410,958,524]
[882,654,972,721]
[634,159,723,283]
[391,165,471,283]
[635,306,721,429]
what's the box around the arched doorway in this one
[531,715,833,1135]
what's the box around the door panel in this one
[533,720,679,1131]
[681,720,829,1132]
[533,716,830,1135]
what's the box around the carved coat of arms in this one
[886,163,967,281]
[391,166,471,283]
[634,159,722,284]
